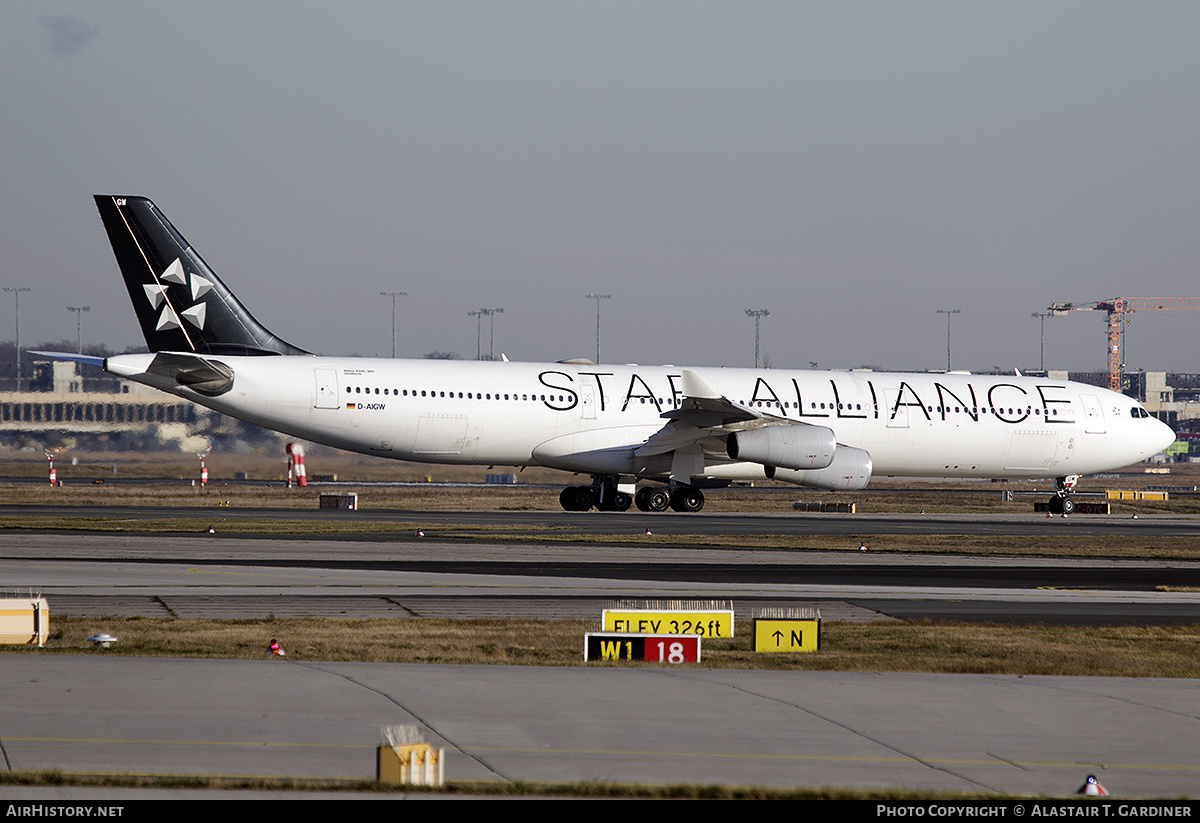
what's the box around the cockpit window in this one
[1130,407,1150,419]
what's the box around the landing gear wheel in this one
[560,486,594,512]
[1047,495,1075,515]
[636,486,670,512]
[611,491,632,512]
[669,487,705,513]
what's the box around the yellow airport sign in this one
[754,618,819,652]
[603,609,733,638]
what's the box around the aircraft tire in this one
[636,486,670,512]
[1061,496,1076,515]
[611,492,632,512]
[560,486,593,512]
[670,487,705,513]
[1047,496,1063,514]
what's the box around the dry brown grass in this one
[8,448,1200,512]
[3,478,1196,519]
[11,617,1199,678]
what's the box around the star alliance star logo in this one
[146,258,212,332]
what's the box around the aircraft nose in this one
[1153,418,1176,454]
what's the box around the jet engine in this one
[726,424,836,471]
[767,445,872,490]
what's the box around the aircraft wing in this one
[634,369,785,458]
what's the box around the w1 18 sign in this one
[584,633,701,663]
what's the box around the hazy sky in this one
[3,2,1199,373]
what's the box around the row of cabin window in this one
[742,399,1067,416]
[344,387,1084,418]
[347,386,571,402]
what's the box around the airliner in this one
[41,196,1175,515]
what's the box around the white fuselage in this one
[105,354,1175,483]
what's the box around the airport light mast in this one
[4,287,30,391]
[745,309,769,368]
[937,308,961,370]
[380,292,406,358]
[67,305,90,355]
[469,308,503,360]
[1031,311,1051,372]
[585,294,610,363]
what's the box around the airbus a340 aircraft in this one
[42,196,1175,514]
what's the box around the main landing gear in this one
[1046,475,1079,515]
[559,477,631,512]
[559,478,705,513]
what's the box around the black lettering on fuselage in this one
[892,381,931,421]
[831,379,867,418]
[935,382,979,422]
[750,378,784,415]
[666,374,684,409]
[622,373,661,413]
[1036,384,1072,423]
[867,380,880,419]
[988,383,1030,423]
[538,370,579,411]
[792,378,829,418]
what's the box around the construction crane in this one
[1048,298,1200,392]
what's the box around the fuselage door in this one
[580,382,596,420]
[314,369,339,409]
[884,388,908,428]
[1080,394,1106,434]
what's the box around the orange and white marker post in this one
[197,447,211,489]
[44,449,58,487]
[286,442,307,488]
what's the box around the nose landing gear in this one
[1047,475,1079,515]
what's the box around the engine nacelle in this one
[726,424,836,471]
[767,445,872,490]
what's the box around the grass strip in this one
[7,617,1199,677]
[0,770,1018,799]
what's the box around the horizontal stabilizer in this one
[30,351,106,369]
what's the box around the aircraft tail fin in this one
[93,195,309,356]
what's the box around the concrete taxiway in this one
[1,656,1196,797]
